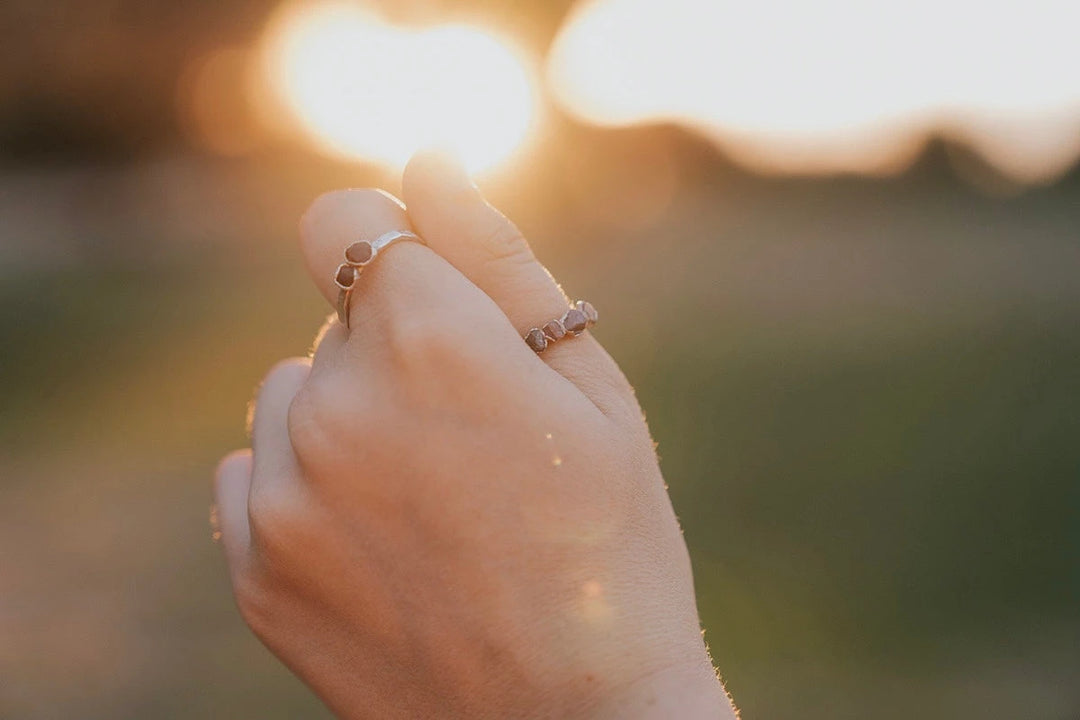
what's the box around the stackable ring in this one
[524,300,599,353]
[335,230,425,328]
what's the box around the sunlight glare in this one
[260,1,537,173]
[548,0,1080,182]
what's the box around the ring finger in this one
[401,151,637,419]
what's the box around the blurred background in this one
[1,0,1078,717]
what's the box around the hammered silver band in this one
[335,230,425,328]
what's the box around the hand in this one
[214,152,736,719]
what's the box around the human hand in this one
[214,152,736,719]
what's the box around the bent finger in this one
[250,358,311,486]
[402,151,636,417]
[296,185,601,428]
[297,187,525,360]
[214,449,253,572]
[298,188,416,315]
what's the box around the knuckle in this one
[229,496,305,633]
[386,311,463,366]
[231,571,277,634]
[247,486,314,565]
[248,358,309,436]
[477,215,533,269]
[286,381,345,462]
[285,384,324,459]
[288,374,380,472]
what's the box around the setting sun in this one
[258,1,537,173]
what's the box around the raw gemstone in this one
[563,308,588,334]
[576,300,599,324]
[345,240,374,265]
[335,263,356,288]
[525,327,548,352]
[542,319,567,342]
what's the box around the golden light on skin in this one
[581,580,612,623]
[544,432,562,467]
[548,0,1080,183]
[257,1,539,174]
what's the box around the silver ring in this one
[335,230,425,328]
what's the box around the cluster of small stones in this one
[335,240,377,290]
[525,300,598,353]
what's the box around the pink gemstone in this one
[345,240,374,265]
[335,264,355,289]
[542,320,566,342]
[576,300,598,324]
[563,308,588,334]
[525,328,548,352]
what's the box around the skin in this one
[214,152,738,719]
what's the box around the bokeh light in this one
[258,1,538,173]
[548,0,1080,182]
[177,46,265,157]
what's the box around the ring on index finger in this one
[335,230,425,329]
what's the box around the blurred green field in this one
[1,142,1078,718]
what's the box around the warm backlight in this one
[548,0,1080,182]
[259,2,537,173]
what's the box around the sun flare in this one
[548,0,1080,182]
[259,1,537,173]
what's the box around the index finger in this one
[298,188,415,309]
